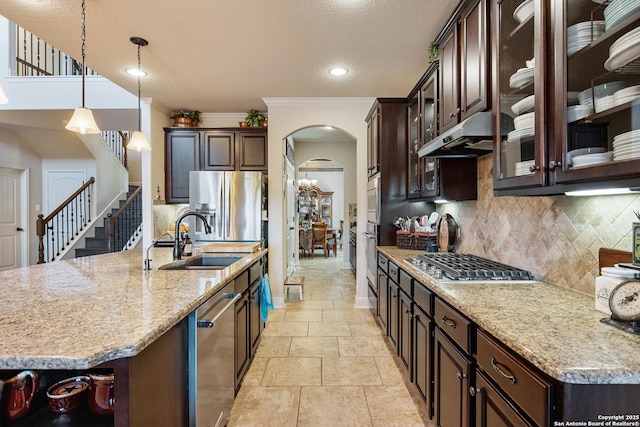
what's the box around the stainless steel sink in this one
[159,255,243,270]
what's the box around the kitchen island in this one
[377,246,640,425]
[0,246,267,426]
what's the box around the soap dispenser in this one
[182,234,193,256]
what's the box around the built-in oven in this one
[367,176,380,225]
[188,282,242,427]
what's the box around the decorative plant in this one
[245,109,265,126]
[428,42,439,62]
[170,110,201,124]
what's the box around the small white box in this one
[595,276,624,315]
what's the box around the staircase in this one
[75,185,141,258]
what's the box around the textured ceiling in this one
[0,0,458,114]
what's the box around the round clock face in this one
[609,280,640,322]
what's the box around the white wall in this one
[264,97,375,308]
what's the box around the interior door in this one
[285,156,295,277]
[0,167,23,270]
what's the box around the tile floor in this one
[227,251,432,427]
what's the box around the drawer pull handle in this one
[469,386,482,397]
[491,357,517,384]
[457,372,467,381]
[442,316,456,328]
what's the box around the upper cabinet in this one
[165,127,267,203]
[439,0,490,133]
[367,104,381,179]
[493,0,640,194]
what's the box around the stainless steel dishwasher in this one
[188,281,242,427]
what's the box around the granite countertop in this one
[378,246,640,385]
[0,246,267,370]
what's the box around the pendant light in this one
[0,85,8,104]
[126,36,151,152]
[65,0,100,134]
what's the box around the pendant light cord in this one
[80,0,86,107]
[137,44,142,132]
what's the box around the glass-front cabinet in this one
[408,92,422,199]
[552,0,640,185]
[493,0,548,190]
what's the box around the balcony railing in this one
[14,24,97,77]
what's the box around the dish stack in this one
[569,148,612,167]
[567,20,605,56]
[613,129,640,161]
[613,85,640,107]
[515,160,535,176]
[513,0,533,24]
[507,112,534,144]
[576,81,627,115]
[604,0,640,32]
[605,26,640,73]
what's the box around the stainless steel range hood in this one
[418,111,514,157]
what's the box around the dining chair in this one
[311,222,328,258]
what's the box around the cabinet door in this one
[439,25,460,132]
[413,305,433,417]
[388,279,399,350]
[367,106,380,178]
[492,0,547,191]
[239,132,267,171]
[249,279,262,356]
[202,131,236,170]
[421,157,440,198]
[422,66,438,145]
[165,130,200,203]
[474,371,532,427]
[460,0,488,120]
[235,293,249,387]
[434,328,471,427]
[377,268,389,334]
[408,92,422,198]
[552,1,640,186]
[398,289,413,375]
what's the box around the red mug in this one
[88,373,114,416]
[1,370,39,420]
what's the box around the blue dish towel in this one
[260,273,273,322]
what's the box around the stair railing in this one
[36,177,95,263]
[106,187,142,253]
[101,130,129,169]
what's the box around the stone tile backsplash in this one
[437,155,640,295]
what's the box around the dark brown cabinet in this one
[367,105,380,178]
[164,128,267,203]
[421,156,478,202]
[434,328,472,427]
[439,0,489,133]
[388,279,399,349]
[398,288,413,374]
[473,371,532,427]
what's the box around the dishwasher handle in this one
[197,292,242,328]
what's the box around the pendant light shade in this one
[66,0,100,134]
[66,107,100,134]
[126,36,151,152]
[0,85,8,104]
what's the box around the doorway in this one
[0,167,26,270]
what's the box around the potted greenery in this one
[428,42,439,63]
[170,110,200,127]
[244,109,265,127]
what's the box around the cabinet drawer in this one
[388,261,400,284]
[249,261,262,285]
[377,253,388,273]
[399,269,413,297]
[476,329,552,427]
[434,298,471,354]
[413,281,432,317]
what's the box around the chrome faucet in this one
[144,232,173,271]
[173,211,212,260]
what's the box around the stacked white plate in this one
[567,21,605,56]
[513,0,534,24]
[567,147,606,166]
[515,160,535,176]
[605,26,640,72]
[595,95,615,113]
[509,67,534,89]
[577,81,627,108]
[513,112,535,130]
[613,85,640,106]
[604,0,640,31]
[571,151,613,166]
[567,104,593,122]
[613,129,640,161]
[507,126,535,144]
[511,95,535,115]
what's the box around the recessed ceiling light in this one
[324,126,334,130]
[329,67,348,76]
[126,68,147,77]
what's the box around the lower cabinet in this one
[388,280,399,349]
[234,291,249,388]
[249,277,262,356]
[398,289,413,375]
[473,371,532,427]
[377,268,389,334]
[434,328,472,427]
[412,303,433,417]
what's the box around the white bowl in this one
[513,0,534,24]
[514,112,535,129]
[567,105,593,123]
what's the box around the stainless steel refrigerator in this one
[188,171,262,242]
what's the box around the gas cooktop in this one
[408,253,534,282]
